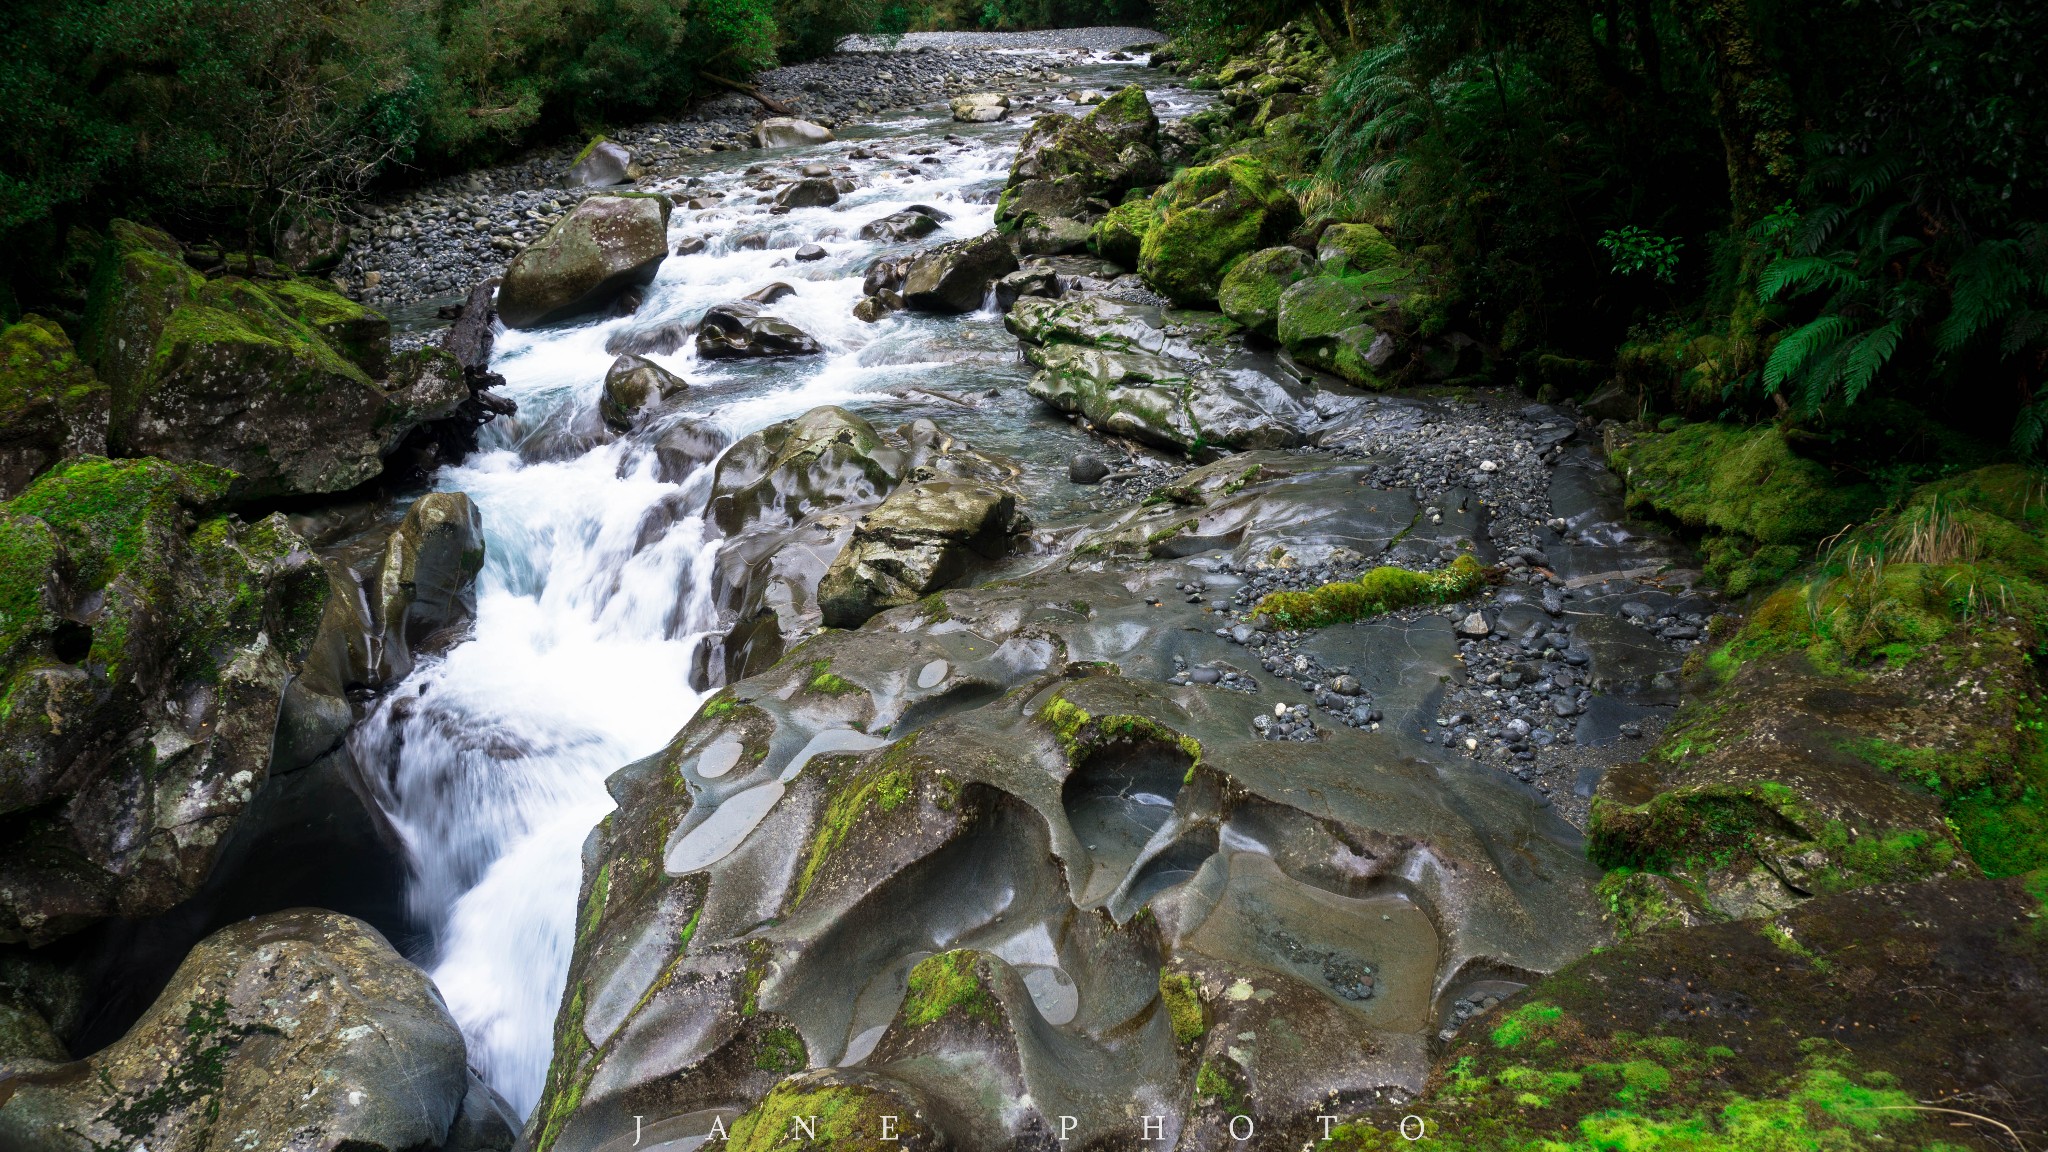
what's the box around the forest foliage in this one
[1163,0,2048,458]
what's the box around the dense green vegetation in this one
[0,0,1154,319]
[1159,0,2048,463]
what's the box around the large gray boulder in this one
[755,117,834,148]
[371,492,486,685]
[901,230,1019,313]
[817,478,1022,628]
[497,194,672,328]
[78,221,422,500]
[566,138,632,188]
[0,458,333,945]
[0,910,470,1152]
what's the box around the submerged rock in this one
[497,193,672,328]
[775,178,840,209]
[0,910,470,1152]
[858,206,947,243]
[601,353,688,432]
[696,301,823,359]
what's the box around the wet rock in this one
[1316,222,1400,274]
[950,92,1011,122]
[673,235,708,256]
[775,178,840,209]
[1069,452,1112,484]
[755,117,834,148]
[0,910,468,1152]
[901,229,1018,313]
[858,205,950,242]
[0,458,331,944]
[996,112,1122,227]
[0,315,109,500]
[601,353,688,432]
[1140,155,1301,307]
[994,267,1060,311]
[852,295,894,323]
[696,300,823,358]
[818,478,1022,628]
[372,491,486,684]
[746,282,799,305]
[794,243,828,262]
[1018,214,1092,256]
[497,193,671,328]
[652,419,731,483]
[1277,274,1401,387]
[1217,244,1314,338]
[1083,84,1162,150]
[604,322,689,357]
[566,138,632,188]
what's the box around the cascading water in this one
[350,54,1178,1119]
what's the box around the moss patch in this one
[901,950,1001,1028]
[792,752,919,905]
[1256,553,1485,629]
[1159,968,1207,1044]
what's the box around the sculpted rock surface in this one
[498,194,671,328]
[817,478,1023,628]
[370,492,486,685]
[0,458,331,944]
[601,353,687,432]
[0,910,471,1152]
[696,301,823,359]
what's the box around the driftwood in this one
[701,72,795,116]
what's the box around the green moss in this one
[1138,155,1299,307]
[8,456,231,589]
[806,660,856,696]
[678,906,702,950]
[1490,1002,1564,1049]
[701,693,737,720]
[1159,969,1207,1044]
[725,1078,919,1152]
[755,1024,808,1074]
[1217,245,1313,336]
[740,939,770,1017]
[1036,694,1203,770]
[793,754,919,905]
[1256,553,1485,629]
[577,863,610,947]
[1609,424,1882,596]
[0,314,106,427]
[1194,1060,1249,1116]
[1318,222,1400,274]
[901,950,1001,1028]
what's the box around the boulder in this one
[497,193,671,328]
[1139,155,1300,307]
[1217,244,1315,337]
[817,479,1022,628]
[859,206,949,242]
[566,138,632,188]
[652,419,731,482]
[901,230,1019,313]
[1317,221,1400,274]
[794,243,828,262]
[949,92,1011,122]
[775,178,840,209]
[994,267,1060,311]
[274,209,352,273]
[696,301,823,359]
[1088,199,1160,269]
[0,910,469,1152]
[995,113,1121,227]
[755,117,835,148]
[1082,84,1161,150]
[0,458,332,944]
[0,316,109,499]
[1277,274,1399,386]
[371,491,486,685]
[1069,452,1112,484]
[852,295,895,323]
[601,353,687,432]
[77,223,423,499]
[1017,214,1092,256]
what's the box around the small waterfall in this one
[351,55,1165,1118]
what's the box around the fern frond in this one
[1839,319,1903,405]
[1763,314,1852,393]
[1759,255,1859,302]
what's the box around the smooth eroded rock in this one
[755,117,835,148]
[601,353,687,432]
[901,230,1018,313]
[498,194,672,328]
[696,301,823,359]
[817,478,1022,628]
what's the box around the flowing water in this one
[351,53,1184,1118]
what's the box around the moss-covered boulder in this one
[1276,274,1400,386]
[76,221,426,499]
[0,909,475,1152]
[1607,423,1883,595]
[1316,222,1399,275]
[996,112,1120,229]
[0,316,109,500]
[1217,245,1313,337]
[817,479,1023,628]
[1137,155,1301,307]
[498,193,672,328]
[1081,84,1160,150]
[0,457,332,944]
[1088,198,1160,269]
